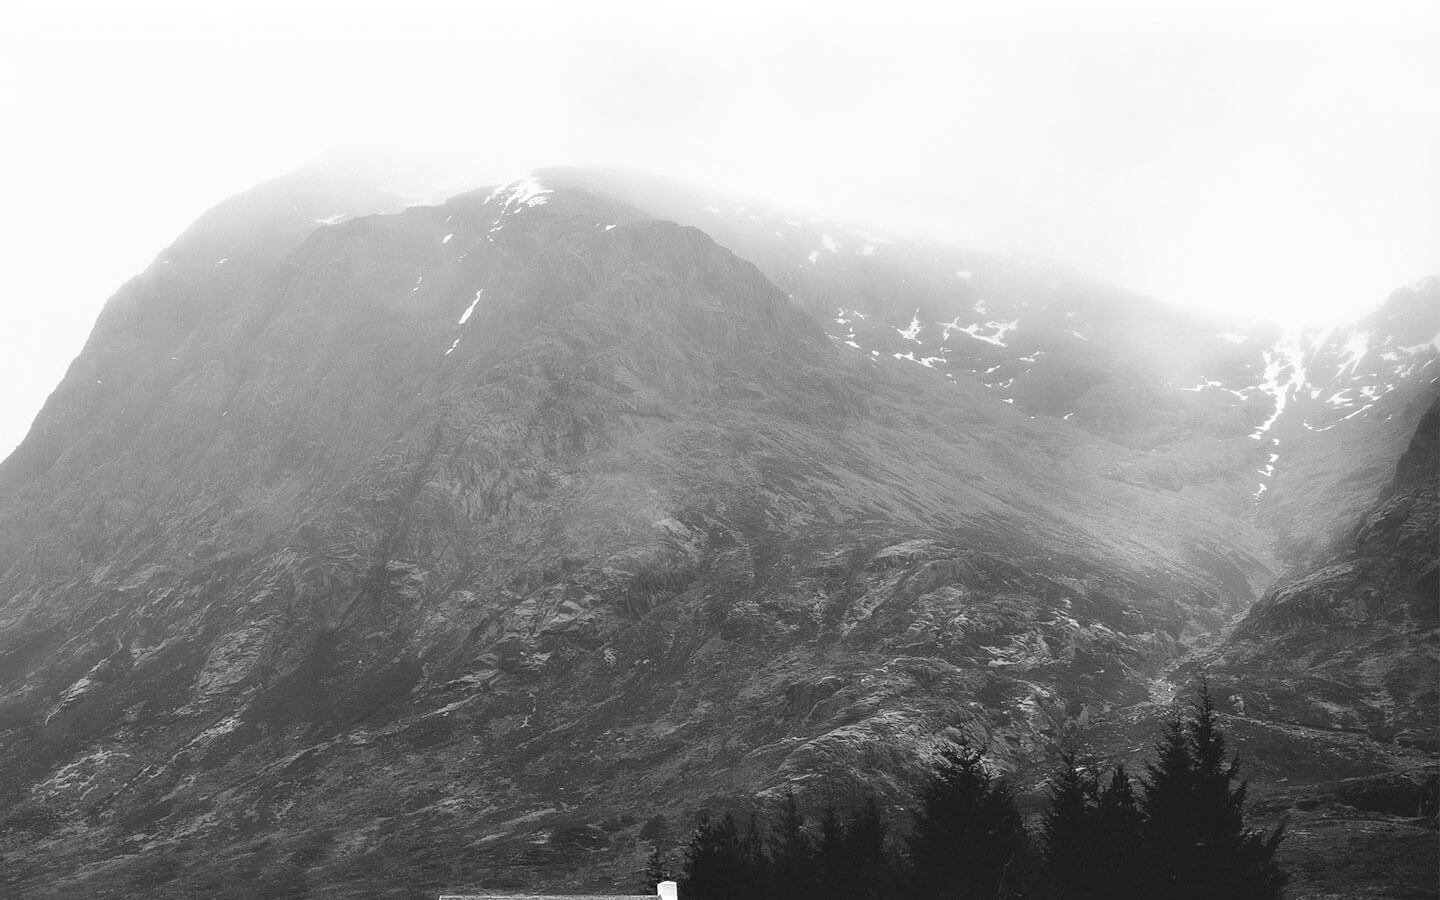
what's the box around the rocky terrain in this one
[0,165,1434,898]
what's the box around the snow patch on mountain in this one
[892,351,945,369]
[485,175,552,211]
[897,312,924,342]
[458,289,484,325]
[944,318,1017,347]
[1249,329,1308,440]
[1184,377,1250,400]
[1334,330,1370,378]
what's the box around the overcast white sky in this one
[1,0,1438,459]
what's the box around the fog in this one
[2,0,1437,458]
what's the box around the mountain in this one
[1188,397,1439,899]
[1208,395,1438,745]
[1065,396,1438,899]
[0,158,415,494]
[1258,282,1440,567]
[546,168,1440,533]
[0,163,1433,898]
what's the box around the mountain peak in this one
[0,162,1434,898]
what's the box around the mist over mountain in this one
[0,162,1434,898]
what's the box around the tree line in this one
[656,682,1286,899]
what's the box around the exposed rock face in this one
[0,165,1433,897]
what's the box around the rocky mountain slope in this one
[1207,396,1438,745]
[1166,397,1437,899]
[1258,282,1440,567]
[0,165,1433,898]
[547,168,1440,546]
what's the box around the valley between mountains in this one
[0,164,1434,898]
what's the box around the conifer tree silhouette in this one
[1039,751,1100,899]
[1093,764,1144,899]
[681,811,742,900]
[767,791,814,899]
[842,793,892,899]
[737,812,769,898]
[1140,681,1287,899]
[811,802,849,898]
[904,742,1029,899]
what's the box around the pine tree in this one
[842,793,892,899]
[1186,681,1288,898]
[1140,709,1196,895]
[1093,765,1144,900]
[812,802,849,899]
[737,812,769,898]
[767,792,814,900]
[1039,751,1099,899]
[904,742,1030,899]
[681,812,743,900]
[1139,681,1287,899]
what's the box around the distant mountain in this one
[0,163,1433,898]
[1259,281,1440,567]
[546,167,1440,543]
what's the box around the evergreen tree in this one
[681,812,743,900]
[1092,764,1144,900]
[842,793,893,899]
[767,792,815,900]
[1039,751,1100,899]
[903,742,1030,899]
[1186,681,1288,898]
[737,812,769,898]
[1140,681,1287,899]
[811,802,850,898]
[1140,710,1196,894]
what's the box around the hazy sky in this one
[2,0,1438,459]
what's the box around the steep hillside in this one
[1170,397,1440,899]
[0,161,412,497]
[1260,281,1440,566]
[0,172,1280,897]
[543,168,1440,557]
[1208,397,1438,745]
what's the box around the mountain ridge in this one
[0,164,1432,897]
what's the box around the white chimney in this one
[658,880,678,900]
